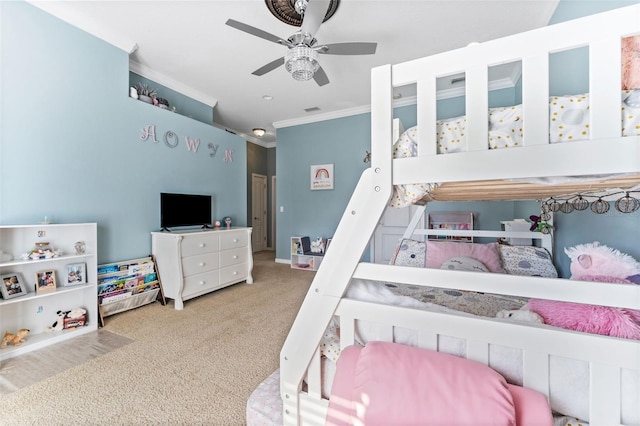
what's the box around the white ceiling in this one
[29,1,559,146]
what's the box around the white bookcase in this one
[290,236,331,271]
[0,223,98,361]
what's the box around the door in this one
[251,173,268,252]
[371,204,425,263]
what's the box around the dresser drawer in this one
[220,263,248,284]
[181,253,219,277]
[181,234,219,257]
[219,231,248,251]
[220,247,248,268]
[182,270,220,297]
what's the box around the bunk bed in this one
[277,5,640,426]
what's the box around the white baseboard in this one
[275,258,291,264]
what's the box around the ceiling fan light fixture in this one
[252,128,266,137]
[285,45,320,81]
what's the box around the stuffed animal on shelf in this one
[67,307,87,319]
[47,310,69,332]
[310,237,325,254]
[1,329,30,348]
[520,242,640,339]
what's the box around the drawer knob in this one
[233,271,238,275]
[199,281,205,285]
[199,243,205,248]
[199,262,205,267]
[233,255,238,259]
[233,238,238,243]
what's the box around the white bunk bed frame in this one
[281,6,640,426]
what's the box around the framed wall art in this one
[310,164,334,190]
[35,270,57,294]
[0,272,28,299]
[65,262,87,286]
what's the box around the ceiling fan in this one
[225,0,377,86]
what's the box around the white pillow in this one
[549,93,590,143]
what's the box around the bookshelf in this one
[427,212,474,242]
[0,223,98,361]
[97,256,165,326]
[290,236,331,271]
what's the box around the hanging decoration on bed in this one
[542,188,640,215]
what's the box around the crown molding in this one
[27,1,138,54]
[130,62,218,109]
[274,74,520,129]
[210,124,276,148]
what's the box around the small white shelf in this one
[0,283,94,307]
[290,237,330,271]
[0,325,95,360]
[0,223,98,361]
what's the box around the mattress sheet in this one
[390,90,640,208]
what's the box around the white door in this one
[271,176,276,250]
[371,204,425,263]
[251,173,268,252]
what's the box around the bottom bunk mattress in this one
[332,279,640,425]
[246,368,283,426]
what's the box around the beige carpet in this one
[0,251,312,425]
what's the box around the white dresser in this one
[151,227,253,310]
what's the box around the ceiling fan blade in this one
[319,42,378,55]
[300,0,330,37]
[226,19,285,45]
[252,57,285,76]
[313,66,330,87]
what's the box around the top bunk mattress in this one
[389,90,640,207]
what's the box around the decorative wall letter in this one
[208,143,219,158]
[184,137,201,152]
[140,125,158,143]
[164,131,179,148]
[224,149,234,163]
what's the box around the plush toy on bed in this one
[522,242,640,339]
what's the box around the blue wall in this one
[0,2,247,264]
[275,0,639,278]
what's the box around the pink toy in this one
[524,242,640,339]
[525,299,640,340]
[564,241,640,282]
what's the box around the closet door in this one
[371,205,425,264]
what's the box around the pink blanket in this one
[326,342,552,425]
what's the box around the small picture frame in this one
[65,263,87,286]
[310,164,334,191]
[35,270,57,294]
[0,273,28,299]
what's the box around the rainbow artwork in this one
[310,164,334,190]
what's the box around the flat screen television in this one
[160,193,212,231]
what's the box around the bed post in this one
[280,64,394,425]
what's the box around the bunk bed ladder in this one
[280,64,395,425]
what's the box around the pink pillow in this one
[507,384,553,425]
[327,342,517,425]
[426,241,506,273]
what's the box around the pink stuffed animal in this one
[564,241,640,283]
[523,242,640,339]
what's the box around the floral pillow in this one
[497,245,558,278]
[390,239,426,268]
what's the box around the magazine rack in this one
[97,255,166,326]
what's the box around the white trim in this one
[130,61,218,108]
[275,258,291,264]
[26,1,138,54]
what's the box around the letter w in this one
[184,137,200,152]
